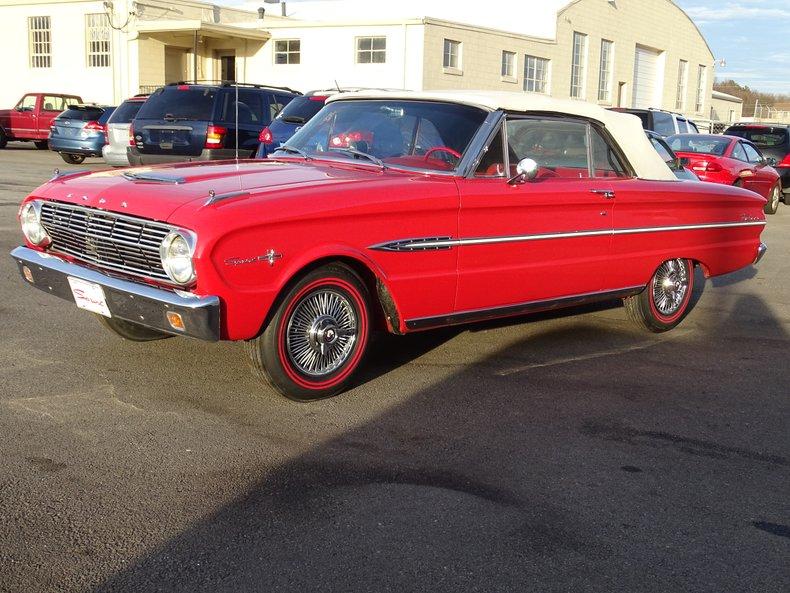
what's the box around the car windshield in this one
[109,100,144,124]
[276,96,327,124]
[136,87,216,120]
[667,135,731,156]
[726,128,788,148]
[280,100,489,172]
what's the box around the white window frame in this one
[597,39,614,103]
[570,32,588,99]
[695,64,707,114]
[675,60,688,111]
[85,13,111,68]
[28,16,51,69]
[523,55,550,94]
[356,36,386,64]
[501,50,516,82]
[274,39,300,65]
[443,39,462,74]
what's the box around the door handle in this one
[590,189,615,199]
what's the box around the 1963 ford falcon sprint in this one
[11,91,768,400]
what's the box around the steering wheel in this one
[424,146,462,162]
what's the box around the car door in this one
[455,115,617,313]
[10,94,38,137]
[742,142,774,196]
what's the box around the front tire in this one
[624,258,694,333]
[764,183,781,215]
[97,315,172,341]
[0,128,8,149]
[60,153,86,164]
[245,263,371,400]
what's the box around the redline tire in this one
[96,315,172,341]
[245,263,371,401]
[624,258,694,333]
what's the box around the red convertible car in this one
[667,133,782,214]
[11,91,768,400]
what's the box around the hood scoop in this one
[121,171,186,184]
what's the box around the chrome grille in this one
[39,201,173,281]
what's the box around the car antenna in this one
[335,79,341,92]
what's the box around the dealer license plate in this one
[67,277,112,318]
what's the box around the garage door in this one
[632,45,660,108]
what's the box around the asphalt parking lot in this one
[0,145,788,593]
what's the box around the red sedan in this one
[667,133,782,214]
[11,92,768,400]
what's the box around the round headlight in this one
[160,231,196,285]
[20,201,50,246]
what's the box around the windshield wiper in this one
[162,114,193,122]
[273,145,311,160]
[281,116,307,124]
[328,147,385,169]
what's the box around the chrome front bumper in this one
[10,246,220,341]
[754,242,767,264]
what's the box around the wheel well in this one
[269,256,399,335]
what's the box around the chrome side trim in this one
[754,242,767,264]
[370,236,453,252]
[369,220,766,251]
[405,286,645,331]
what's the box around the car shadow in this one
[88,284,789,592]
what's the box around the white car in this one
[102,96,147,167]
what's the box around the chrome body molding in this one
[121,171,186,184]
[754,242,767,264]
[370,236,453,252]
[10,246,220,341]
[405,286,645,331]
[370,220,767,252]
[204,189,250,206]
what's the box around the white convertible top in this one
[328,90,677,181]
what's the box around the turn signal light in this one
[129,124,135,146]
[84,120,105,134]
[777,154,790,168]
[205,124,227,148]
[166,311,185,332]
[259,126,274,145]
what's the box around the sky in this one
[674,0,790,95]
[229,0,790,95]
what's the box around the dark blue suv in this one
[128,82,300,165]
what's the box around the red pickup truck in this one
[0,93,82,149]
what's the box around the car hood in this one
[30,159,388,223]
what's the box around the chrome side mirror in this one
[508,158,539,185]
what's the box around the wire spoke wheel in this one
[651,258,690,317]
[285,288,358,377]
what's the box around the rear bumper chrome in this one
[754,242,767,264]
[10,246,220,341]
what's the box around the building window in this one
[28,16,51,68]
[597,40,613,102]
[570,32,588,99]
[274,39,300,65]
[501,51,516,78]
[85,14,111,68]
[695,64,707,113]
[356,36,386,64]
[443,39,461,70]
[675,60,688,111]
[524,55,549,94]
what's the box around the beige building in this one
[0,0,717,128]
[709,90,743,131]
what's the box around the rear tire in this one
[34,140,48,150]
[624,258,694,333]
[244,263,371,401]
[97,315,172,341]
[764,183,780,215]
[61,153,85,164]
